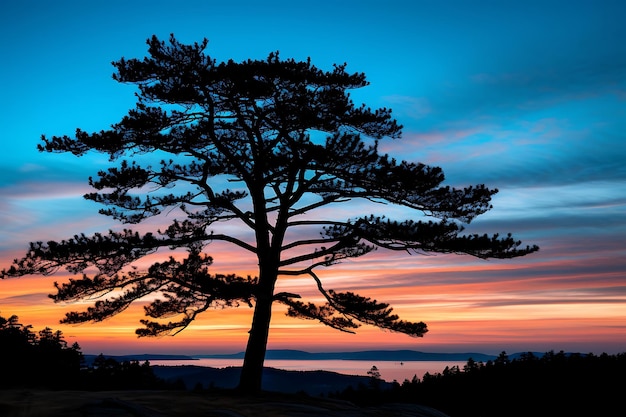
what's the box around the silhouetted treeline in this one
[0,314,180,390]
[332,350,626,417]
[0,314,82,389]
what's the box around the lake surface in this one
[150,358,467,382]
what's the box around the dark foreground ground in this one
[0,389,449,417]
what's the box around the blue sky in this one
[1,1,625,354]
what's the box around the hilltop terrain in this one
[0,389,449,417]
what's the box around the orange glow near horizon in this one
[2,247,625,356]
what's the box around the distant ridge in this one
[195,349,498,362]
[85,350,551,364]
[83,353,196,364]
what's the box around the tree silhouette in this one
[2,35,538,393]
[367,365,382,389]
[0,313,83,389]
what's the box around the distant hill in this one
[151,365,392,394]
[83,353,196,365]
[84,350,550,365]
[195,349,498,362]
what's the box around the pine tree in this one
[2,35,538,393]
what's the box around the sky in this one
[1,0,625,356]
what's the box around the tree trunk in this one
[238,285,274,393]
[238,189,284,394]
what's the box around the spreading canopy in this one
[3,34,538,341]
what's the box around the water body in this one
[150,358,466,382]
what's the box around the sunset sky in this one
[1,1,625,356]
